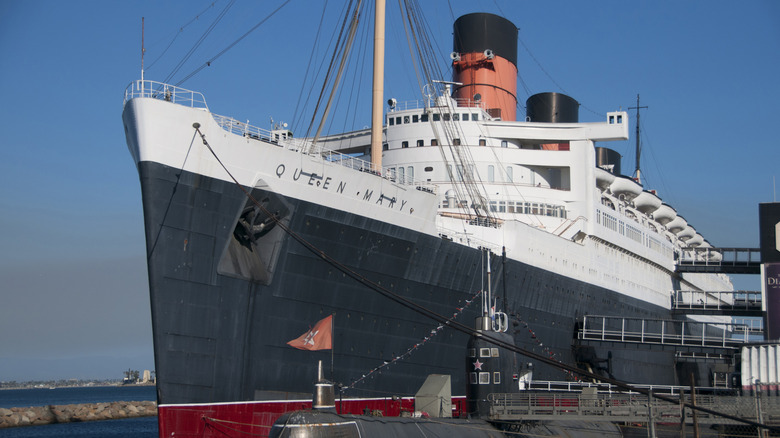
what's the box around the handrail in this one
[125,80,437,195]
[123,80,208,109]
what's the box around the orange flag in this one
[287,315,333,351]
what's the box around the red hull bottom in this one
[158,396,468,437]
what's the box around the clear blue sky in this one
[0,1,777,381]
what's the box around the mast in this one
[629,94,648,184]
[370,0,385,172]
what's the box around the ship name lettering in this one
[337,181,346,194]
[276,164,286,178]
[362,190,373,201]
[399,199,407,211]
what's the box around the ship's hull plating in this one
[139,159,681,414]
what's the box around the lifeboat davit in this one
[666,215,688,234]
[653,203,676,225]
[610,175,642,201]
[699,241,723,262]
[633,190,662,214]
[595,167,615,192]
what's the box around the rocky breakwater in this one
[0,401,157,428]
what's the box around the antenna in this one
[629,94,648,184]
[141,17,145,82]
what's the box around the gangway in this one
[671,290,763,317]
[676,247,761,274]
[577,315,754,352]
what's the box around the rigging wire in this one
[174,0,293,86]
[146,1,220,71]
[164,0,236,84]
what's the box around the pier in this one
[487,390,780,426]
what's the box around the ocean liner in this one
[122,5,734,437]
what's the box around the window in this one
[506,166,513,182]
[402,141,408,148]
[501,140,508,148]
[453,138,461,146]
[443,113,451,121]
[491,348,499,357]
[468,348,476,358]
[480,348,491,357]
[407,166,414,182]
[433,113,441,121]
[395,117,401,125]
[452,113,459,121]
[479,372,490,384]
[424,166,433,172]
[421,114,429,122]
[488,165,494,182]
[508,201,516,213]
[383,143,389,151]
[431,139,438,146]
[398,167,405,184]
[403,116,410,124]
[479,139,486,146]
[412,115,419,123]
[456,165,464,181]
[389,118,394,126]
[489,201,497,212]
[416,139,424,147]
[470,373,477,384]
[473,113,479,121]
[462,113,469,121]
[499,201,506,213]
[493,372,501,384]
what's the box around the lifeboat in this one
[677,225,696,241]
[595,167,615,192]
[652,203,676,225]
[686,232,704,247]
[666,215,687,234]
[609,175,642,201]
[633,190,662,214]
[699,241,723,262]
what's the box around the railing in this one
[525,380,727,396]
[123,80,208,109]
[672,290,762,311]
[678,247,761,266]
[487,391,780,425]
[125,80,437,195]
[579,315,754,348]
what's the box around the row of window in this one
[597,208,674,258]
[400,139,509,148]
[470,371,501,385]
[489,201,567,218]
[388,112,482,126]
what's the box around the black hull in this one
[138,160,680,406]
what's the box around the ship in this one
[121,5,734,437]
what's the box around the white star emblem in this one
[473,359,483,370]
[303,330,319,346]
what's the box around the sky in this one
[0,0,778,382]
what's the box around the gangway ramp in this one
[672,290,763,317]
[577,315,754,354]
[676,247,761,274]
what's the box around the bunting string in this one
[346,289,482,390]
[507,311,579,381]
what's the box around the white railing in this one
[123,80,208,109]
[124,80,438,195]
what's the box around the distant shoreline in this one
[0,382,156,391]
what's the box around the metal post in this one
[679,389,686,438]
[647,391,656,438]
[690,374,700,438]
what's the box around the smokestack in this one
[452,13,518,121]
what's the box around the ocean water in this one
[0,386,158,437]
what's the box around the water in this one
[0,386,158,437]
